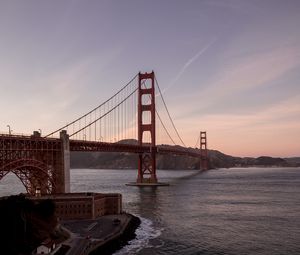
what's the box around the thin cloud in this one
[179,95,300,156]
[161,37,217,95]
[176,44,300,118]
[203,45,300,98]
[187,94,300,133]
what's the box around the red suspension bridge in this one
[0,72,208,195]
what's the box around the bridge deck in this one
[0,134,202,158]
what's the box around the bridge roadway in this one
[0,133,204,193]
[0,134,202,158]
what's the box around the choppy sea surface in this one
[1,167,300,255]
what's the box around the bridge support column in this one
[60,130,70,193]
[137,71,157,184]
[200,131,208,170]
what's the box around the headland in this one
[0,192,140,255]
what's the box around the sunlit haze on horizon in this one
[0,0,299,157]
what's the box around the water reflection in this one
[136,186,159,218]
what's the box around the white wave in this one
[114,216,164,255]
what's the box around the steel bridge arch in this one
[0,159,55,195]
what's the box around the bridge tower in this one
[59,130,70,193]
[137,71,157,183]
[200,131,208,170]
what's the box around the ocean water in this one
[1,167,300,255]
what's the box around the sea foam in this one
[114,216,163,254]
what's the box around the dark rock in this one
[0,194,58,255]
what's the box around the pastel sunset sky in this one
[0,0,299,157]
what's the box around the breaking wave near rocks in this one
[114,216,164,255]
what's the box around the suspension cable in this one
[45,73,138,137]
[70,88,138,137]
[156,109,176,145]
[154,76,186,147]
[141,82,176,145]
[194,133,200,148]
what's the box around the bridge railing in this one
[0,132,32,137]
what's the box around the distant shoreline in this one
[70,165,300,170]
[71,149,300,169]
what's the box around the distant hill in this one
[70,139,299,169]
[284,157,300,166]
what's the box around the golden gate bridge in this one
[0,71,208,195]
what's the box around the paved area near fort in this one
[62,214,131,255]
